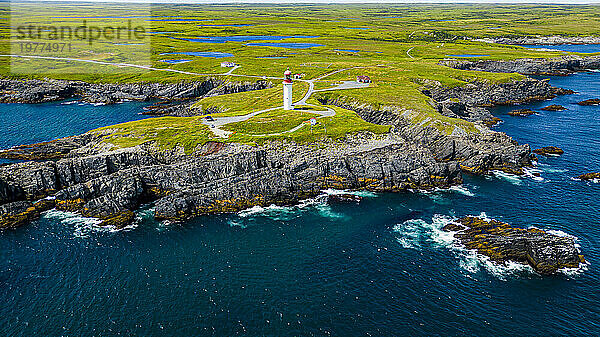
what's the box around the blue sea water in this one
[1,71,600,334]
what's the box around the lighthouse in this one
[283,68,293,110]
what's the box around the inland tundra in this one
[1,55,598,274]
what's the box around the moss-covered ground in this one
[2,3,598,150]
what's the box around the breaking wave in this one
[490,170,522,185]
[229,189,376,227]
[43,209,140,238]
[392,213,586,280]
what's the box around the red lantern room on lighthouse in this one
[283,68,293,110]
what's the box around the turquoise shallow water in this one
[1,70,599,335]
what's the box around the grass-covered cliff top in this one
[2,3,599,150]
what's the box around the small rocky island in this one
[443,217,585,275]
[577,98,600,106]
[576,172,600,181]
[541,104,567,111]
[533,146,564,156]
[508,109,536,117]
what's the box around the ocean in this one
[1,71,599,335]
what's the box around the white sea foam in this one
[523,167,544,182]
[537,163,568,174]
[60,100,79,105]
[447,185,476,197]
[491,170,522,185]
[230,192,349,227]
[43,209,139,238]
[392,214,456,250]
[320,188,378,198]
[391,212,589,280]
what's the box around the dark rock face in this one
[508,109,536,117]
[440,55,600,76]
[317,85,533,176]
[426,78,572,107]
[576,172,600,181]
[541,104,567,111]
[533,146,564,156]
[577,98,600,106]
[0,78,272,106]
[0,137,463,227]
[444,217,585,275]
[327,194,363,203]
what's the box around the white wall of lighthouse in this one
[283,81,293,110]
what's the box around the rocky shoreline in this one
[440,55,600,76]
[0,56,589,239]
[0,77,272,106]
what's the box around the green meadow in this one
[1,3,599,149]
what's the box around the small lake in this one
[171,35,319,43]
[519,44,600,53]
[447,54,490,58]
[198,24,254,28]
[247,42,324,49]
[160,59,191,64]
[160,52,233,58]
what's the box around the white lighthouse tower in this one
[283,68,293,110]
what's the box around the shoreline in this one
[0,55,598,275]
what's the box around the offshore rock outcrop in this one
[577,98,600,106]
[533,146,564,156]
[440,55,600,76]
[444,217,585,275]
[0,77,272,105]
[0,135,462,228]
[576,172,600,181]
[541,104,567,111]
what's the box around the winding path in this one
[1,54,369,137]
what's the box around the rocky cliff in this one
[440,55,600,76]
[0,77,272,105]
[0,57,585,231]
[0,134,462,228]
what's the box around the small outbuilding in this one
[220,61,236,68]
[293,73,305,79]
[356,75,371,83]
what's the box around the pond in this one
[160,59,192,64]
[198,24,254,27]
[247,42,324,49]
[447,54,490,58]
[160,52,233,58]
[170,35,319,43]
